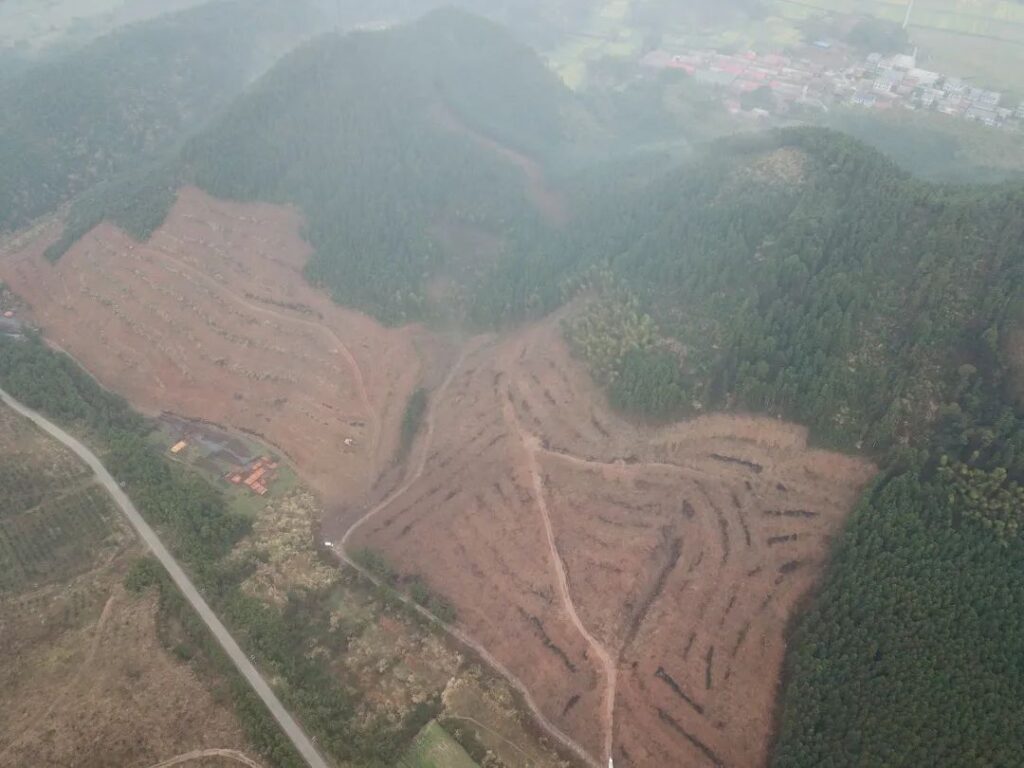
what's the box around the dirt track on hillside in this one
[1,194,874,768]
[348,318,874,767]
[0,188,426,503]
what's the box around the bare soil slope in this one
[2,196,874,768]
[347,318,874,767]
[0,188,424,502]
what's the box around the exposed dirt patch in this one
[237,466,574,768]
[0,187,426,503]
[3,194,874,767]
[345,315,874,767]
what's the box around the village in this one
[643,44,1024,129]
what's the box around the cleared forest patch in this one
[2,194,873,767]
[351,315,874,768]
[0,187,425,503]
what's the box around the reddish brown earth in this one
[0,188,426,501]
[344,317,874,768]
[1,194,874,768]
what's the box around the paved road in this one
[0,387,330,768]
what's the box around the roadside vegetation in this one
[354,547,458,623]
[400,388,429,460]
[0,332,559,768]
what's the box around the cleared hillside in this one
[55,8,590,324]
[528,128,1024,767]
[6,7,1024,766]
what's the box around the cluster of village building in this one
[165,412,281,498]
[643,46,1024,129]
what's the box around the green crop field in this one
[397,721,480,768]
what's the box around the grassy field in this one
[397,721,480,768]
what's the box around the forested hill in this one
[0,0,330,234]
[180,8,583,323]
[529,129,1024,767]
[504,128,1024,462]
[54,8,586,324]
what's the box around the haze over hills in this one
[1,4,1023,768]
[181,8,589,323]
[0,0,332,233]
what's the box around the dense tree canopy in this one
[772,470,1024,767]
[0,0,330,234]
[103,8,585,324]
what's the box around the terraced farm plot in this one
[398,721,480,768]
[348,316,874,767]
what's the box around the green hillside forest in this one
[6,8,1024,766]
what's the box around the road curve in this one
[336,340,602,768]
[505,398,618,763]
[0,387,330,768]
[144,748,265,768]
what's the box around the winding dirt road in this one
[504,396,618,764]
[336,338,602,768]
[0,388,330,768]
